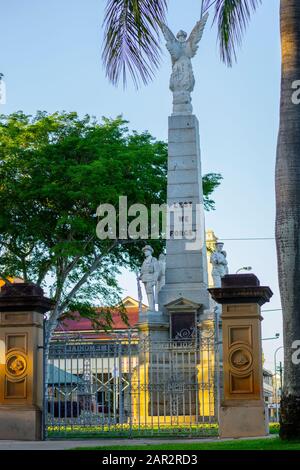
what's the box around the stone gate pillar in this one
[209,274,273,438]
[0,283,52,440]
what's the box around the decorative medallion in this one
[199,327,215,339]
[175,327,196,340]
[229,348,252,373]
[5,353,27,378]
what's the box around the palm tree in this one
[102,0,300,439]
[275,0,300,440]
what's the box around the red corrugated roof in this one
[57,306,139,334]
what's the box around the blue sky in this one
[0,0,282,370]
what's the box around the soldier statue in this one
[138,246,165,312]
[210,242,229,288]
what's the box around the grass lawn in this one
[73,437,300,451]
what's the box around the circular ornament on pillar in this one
[5,352,27,379]
[229,347,252,374]
[199,327,214,339]
[175,327,196,340]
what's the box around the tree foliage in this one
[102,0,168,87]
[209,0,262,66]
[0,111,221,344]
[102,0,262,86]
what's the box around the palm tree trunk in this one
[276,0,300,440]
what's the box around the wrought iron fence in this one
[45,329,219,438]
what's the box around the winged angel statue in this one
[161,13,209,115]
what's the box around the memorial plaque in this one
[171,312,196,340]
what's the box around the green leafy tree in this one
[0,111,221,354]
[102,0,300,439]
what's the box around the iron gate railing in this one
[45,329,219,438]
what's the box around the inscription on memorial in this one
[169,201,198,239]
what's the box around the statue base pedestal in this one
[133,310,202,426]
[137,310,169,342]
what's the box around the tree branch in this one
[0,275,13,285]
[58,240,119,313]
[63,235,95,277]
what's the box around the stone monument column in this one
[159,15,211,337]
[209,274,273,438]
[158,108,210,337]
[160,115,210,294]
[0,283,52,440]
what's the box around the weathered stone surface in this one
[166,268,204,284]
[168,169,199,184]
[168,142,198,157]
[168,183,201,199]
[219,404,268,438]
[0,408,42,440]
[168,128,198,143]
[168,157,198,171]
[137,311,170,342]
[166,253,205,269]
[168,114,199,130]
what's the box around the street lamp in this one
[274,346,284,422]
[235,266,252,274]
[262,333,280,341]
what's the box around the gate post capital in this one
[0,283,53,314]
[209,274,273,307]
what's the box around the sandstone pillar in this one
[0,283,52,440]
[209,274,273,438]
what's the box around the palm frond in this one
[201,0,218,15]
[212,0,261,66]
[102,0,168,88]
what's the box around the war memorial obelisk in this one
[134,14,216,425]
[138,13,211,338]
[157,13,211,338]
